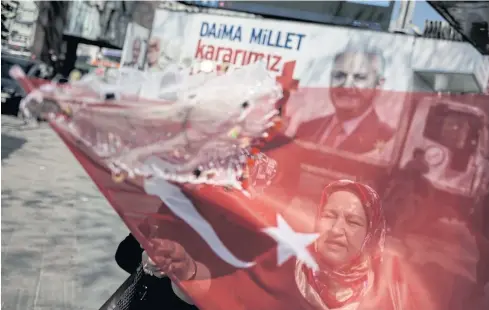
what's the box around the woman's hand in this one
[143,239,197,281]
[143,239,212,304]
[142,250,165,278]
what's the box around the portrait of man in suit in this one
[146,37,176,72]
[146,37,162,71]
[123,37,143,70]
[295,46,395,154]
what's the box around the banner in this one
[141,9,413,101]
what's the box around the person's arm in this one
[115,233,144,274]
[145,236,212,305]
[171,282,195,305]
[170,260,212,305]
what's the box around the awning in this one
[428,1,489,55]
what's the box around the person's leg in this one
[475,232,489,287]
[473,195,489,289]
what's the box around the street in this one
[1,115,128,310]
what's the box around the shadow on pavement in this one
[2,186,128,309]
[1,133,26,161]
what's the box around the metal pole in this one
[395,0,416,31]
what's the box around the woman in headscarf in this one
[294,179,433,310]
[119,180,433,310]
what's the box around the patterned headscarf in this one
[305,179,386,308]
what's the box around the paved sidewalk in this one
[1,116,128,310]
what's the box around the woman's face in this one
[316,190,368,268]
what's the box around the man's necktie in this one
[320,122,344,147]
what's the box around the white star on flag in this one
[263,214,320,271]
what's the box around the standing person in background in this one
[383,148,432,234]
[474,192,489,293]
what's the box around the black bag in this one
[99,265,149,310]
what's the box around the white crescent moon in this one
[144,173,255,269]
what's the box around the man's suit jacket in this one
[294,110,395,154]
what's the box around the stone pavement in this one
[1,115,129,310]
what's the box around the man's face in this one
[147,38,161,66]
[132,40,141,63]
[329,52,383,119]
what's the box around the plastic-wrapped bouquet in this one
[11,62,283,191]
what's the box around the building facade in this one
[2,1,38,55]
